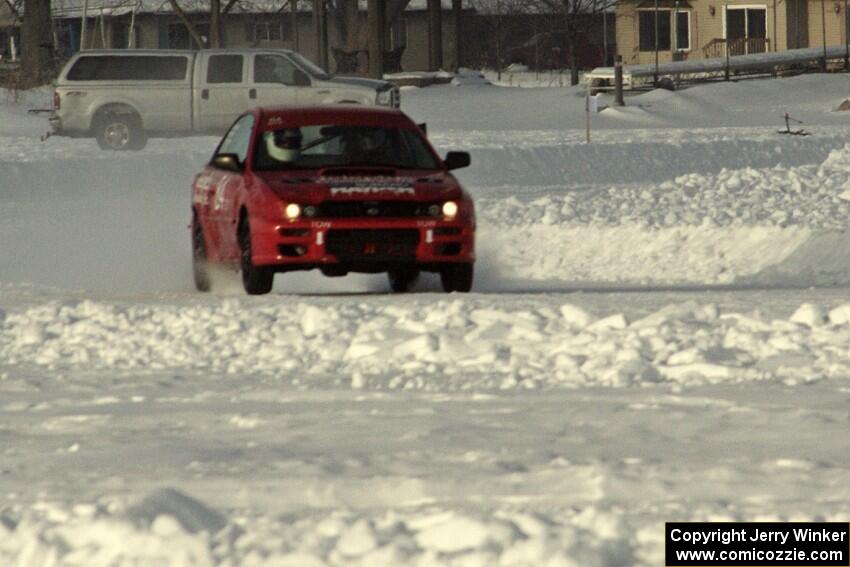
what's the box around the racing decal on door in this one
[213,175,231,211]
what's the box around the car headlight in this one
[442,201,458,219]
[376,89,393,106]
[283,203,301,220]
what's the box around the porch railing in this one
[702,37,770,58]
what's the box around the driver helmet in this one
[358,128,386,152]
[265,127,303,162]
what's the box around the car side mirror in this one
[417,123,427,135]
[444,151,470,171]
[212,153,242,172]
[293,69,311,87]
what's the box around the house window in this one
[675,10,690,50]
[638,10,671,51]
[247,21,288,43]
[389,18,407,50]
[55,19,81,57]
[112,23,140,48]
[1,28,21,60]
[167,22,208,49]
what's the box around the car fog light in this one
[442,201,458,219]
[303,205,317,218]
[284,203,301,220]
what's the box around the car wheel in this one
[387,267,419,293]
[192,215,211,292]
[239,218,274,295]
[657,77,676,91]
[95,113,147,151]
[440,263,474,293]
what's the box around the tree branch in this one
[222,0,240,15]
[4,0,22,22]
[167,0,208,47]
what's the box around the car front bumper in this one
[250,217,475,272]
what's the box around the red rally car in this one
[190,105,475,295]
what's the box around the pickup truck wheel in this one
[192,216,211,292]
[239,219,274,295]
[95,113,147,151]
[388,268,419,293]
[440,263,474,293]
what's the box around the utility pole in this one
[428,0,443,70]
[291,0,299,52]
[614,55,624,106]
[653,0,659,84]
[822,0,828,71]
[845,0,849,69]
[368,0,386,78]
[452,0,462,70]
[313,0,328,70]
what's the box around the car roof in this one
[254,105,416,130]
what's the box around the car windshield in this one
[254,124,439,170]
[287,52,331,80]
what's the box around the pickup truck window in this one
[66,55,188,81]
[287,52,331,80]
[207,54,244,84]
[254,55,298,85]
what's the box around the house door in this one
[726,7,767,55]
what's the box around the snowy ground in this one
[2,75,850,566]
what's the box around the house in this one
[0,0,471,72]
[616,0,847,64]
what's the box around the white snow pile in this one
[482,145,850,230]
[473,144,850,285]
[4,297,850,388]
[0,497,645,566]
[3,489,850,566]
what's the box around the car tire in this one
[95,113,147,151]
[239,218,274,295]
[657,77,676,91]
[440,263,474,293]
[192,215,211,293]
[388,268,419,293]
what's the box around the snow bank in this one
[3,488,849,567]
[4,297,850,389]
[444,129,848,187]
[0,498,638,566]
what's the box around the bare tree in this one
[166,0,245,47]
[326,0,411,59]
[535,0,615,84]
[466,0,536,77]
[20,0,52,84]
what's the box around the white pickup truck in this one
[49,48,400,150]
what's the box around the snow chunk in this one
[336,519,378,556]
[587,314,628,332]
[790,303,827,327]
[415,515,490,553]
[560,304,594,329]
[828,304,850,325]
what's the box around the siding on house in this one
[616,0,847,65]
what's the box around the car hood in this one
[324,75,394,91]
[256,171,463,203]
